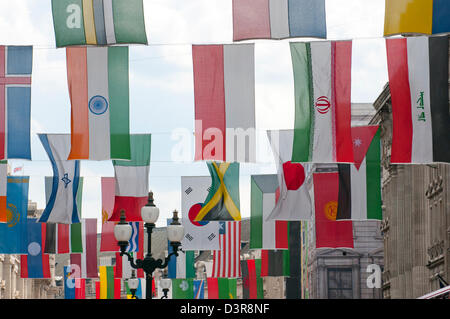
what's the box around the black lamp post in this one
[114,192,184,299]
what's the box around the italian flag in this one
[337,125,382,220]
[386,36,450,164]
[66,46,130,161]
[290,41,354,163]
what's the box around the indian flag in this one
[0,161,6,222]
[66,46,130,161]
[289,41,354,163]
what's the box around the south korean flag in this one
[181,176,220,251]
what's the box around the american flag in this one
[211,221,241,278]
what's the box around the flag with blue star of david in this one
[38,134,81,224]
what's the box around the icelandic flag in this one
[20,219,51,278]
[38,134,81,224]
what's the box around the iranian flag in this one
[337,125,382,220]
[108,134,151,222]
[289,41,354,163]
[386,36,450,164]
[66,46,130,161]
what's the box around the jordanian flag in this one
[386,36,450,164]
[51,0,147,47]
[194,162,241,222]
[66,46,130,161]
[337,125,382,220]
[289,41,354,163]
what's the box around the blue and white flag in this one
[167,218,196,279]
[194,280,205,299]
[38,134,81,224]
[64,265,75,299]
[126,222,140,252]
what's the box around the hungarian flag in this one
[51,0,147,47]
[265,130,312,221]
[313,172,354,249]
[66,46,131,160]
[38,134,81,224]
[194,162,241,222]
[250,174,288,250]
[0,161,7,222]
[108,134,151,222]
[207,278,237,299]
[233,0,326,41]
[386,36,450,164]
[211,221,241,278]
[180,176,220,251]
[193,44,256,162]
[193,280,205,299]
[384,0,450,36]
[289,41,354,163]
[69,218,98,278]
[20,219,51,279]
[337,125,382,220]
[241,259,264,299]
[0,45,32,160]
[172,279,194,299]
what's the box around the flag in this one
[0,46,32,160]
[70,219,98,278]
[38,134,81,224]
[260,250,289,277]
[181,176,220,250]
[211,221,241,278]
[115,251,132,279]
[51,0,147,47]
[193,280,205,299]
[265,130,312,221]
[232,0,326,41]
[194,162,241,222]
[66,46,131,160]
[241,259,264,299]
[313,172,354,249]
[108,134,151,221]
[289,41,354,163]
[250,174,288,249]
[337,125,382,220]
[99,265,116,299]
[0,160,7,222]
[44,176,84,253]
[0,176,29,254]
[75,279,86,299]
[384,0,450,36]
[167,218,196,279]
[193,44,255,162]
[207,278,237,299]
[385,36,450,164]
[172,279,194,299]
[284,221,302,299]
[64,266,76,299]
[100,176,119,251]
[20,219,51,279]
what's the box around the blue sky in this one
[0,0,388,229]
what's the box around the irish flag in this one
[66,46,130,161]
[386,36,450,164]
[289,41,354,163]
[337,126,382,220]
[108,134,151,222]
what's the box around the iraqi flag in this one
[0,161,6,222]
[289,41,354,163]
[249,174,288,250]
[233,0,326,41]
[265,130,312,221]
[66,46,131,161]
[337,125,382,220]
[108,134,151,222]
[181,176,220,251]
[386,36,450,164]
[20,219,51,279]
[193,44,256,162]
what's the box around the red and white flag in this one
[211,221,241,278]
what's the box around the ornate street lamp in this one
[114,191,184,299]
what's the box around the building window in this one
[327,268,353,299]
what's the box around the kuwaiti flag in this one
[337,125,382,220]
[66,46,131,161]
[0,45,32,160]
[181,176,220,251]
[265,130,312,221]
[193,44,256,163]
[108,134,151,222]
[167,218,196,279]
[386,36,450,164]
[20,219,51,279]
[0,160,7,222]
[289,41,354,163]
[51,0,148,48]
[69,218,98,278]
[233,0,326,41]
[38,134,81,224]
[193,162,241,222]
[384,0,450,36]
[250,174,288,250]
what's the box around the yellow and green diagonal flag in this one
[194,162,241,221]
